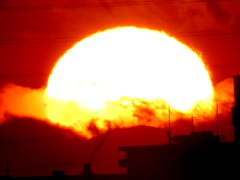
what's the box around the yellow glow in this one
[45,27,214,138]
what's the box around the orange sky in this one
[0,0,238,177]
[0,0,239,87]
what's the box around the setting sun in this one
[45,27,214,138]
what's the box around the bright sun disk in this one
[45,26,214,138]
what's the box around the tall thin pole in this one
[192,114,194,132]
[216,101,219,136]
[168,103,171,132]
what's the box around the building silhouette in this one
[1,75,240,180]
[119,131,240,180]
[118,75,240,180]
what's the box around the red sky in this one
[0,0,238,177]
[0,0,240,87]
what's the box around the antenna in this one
[168,103,171,132]
[192,114,194,132]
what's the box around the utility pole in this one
[192,114,194,132]
[168,103,171,132]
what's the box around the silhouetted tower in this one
[232,75,240,143]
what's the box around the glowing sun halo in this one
[45,27,214,137]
